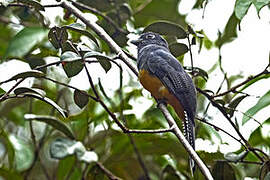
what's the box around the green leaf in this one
[235,0,270,20]
[143,21,187,39]
[0,130,15,169]
[212,161,236,180]
[169,42,188,57]
[253,0,270,17]
[0,70,45,85]
[62,40,77,53]
[14,87,46,97]
[260,161,270,180]
[0,88,6,96]
[48,27,68,49]
[215,13,240,48]
[56,155,76,180]
[73,89,89,109]
[0,168,23,180]
[8,135,34,172]
[4,27,48,59]
[227,95,248,117]
[63,23,99,47]
[161,164,181,180]
[84,51,112,73]
[242,90,270,125]
[234,0,252,20]
[60,51,83,78]
[23,93,68,118]
[24,114,75,139]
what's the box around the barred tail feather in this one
[183,111,196,175]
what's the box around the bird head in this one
[131,32,168,49]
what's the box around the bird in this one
[131,32,197,175]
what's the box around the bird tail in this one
[183,111,196,175]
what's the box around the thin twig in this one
[158,103,214,180]
[60,1,138,76]
[214,64,270,97]
[197,88,265,162]
[197,117,245,147]
[187,35,194,73]
[96,162,122,180]
[71,1,128,35]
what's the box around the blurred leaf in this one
[62,40,78,53]
[84,51,112,73]
[26,55,47,73]
[78,0,114,12]
[74,89,89,109]
[8,135,34,172]
[14,87,46,96]
[0,70,45,85]
[23,93,68,117]
[143,21,187,39]
[50,137,98,162]
[0,130,15,169]
[118,3,132,23]
[18,0,45,11]
[264,172,270,180]
[169,42,188,57]
[48,27,68,49]
[234,0,252,20]
[4,27,48,59]
[234,0,270,20]
[24,114,75,139]
[63,23,99,47]
[161,164,181,180]
[260,161,270,180]
[249,117,270,147]
[0,87,6,96]
[0,23,13,58]
[215,13,239,48]
[56,155,76,180]
[60,51,84,78]
[133,0,186,29]
[0,168,23,180]
[224,151,248,162]
[212,161,236,180]
[242,90,270,125]
[253,0,270,17]
[227,95,248,117]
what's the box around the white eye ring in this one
[146,34,155,39]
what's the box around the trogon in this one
[131,32,197,174]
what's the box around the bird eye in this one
[146,34,155,39]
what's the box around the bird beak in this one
[130,38,142,46]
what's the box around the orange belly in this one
[139,69,185,120]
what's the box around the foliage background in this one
[0,0,270,179]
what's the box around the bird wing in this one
[146,48,197,122]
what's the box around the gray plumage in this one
[132,32,197,174]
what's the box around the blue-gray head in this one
[131,32,168,49]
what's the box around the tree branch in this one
[60,1,212,178]
[214,64,270,97]
[158,103,214,180]
[197,88,265,162]
[61,1,138,76]
[96,162,123,180]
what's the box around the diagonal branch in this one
[61,1,138,76]
[214,64,270,97]
[61,1,213,179]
